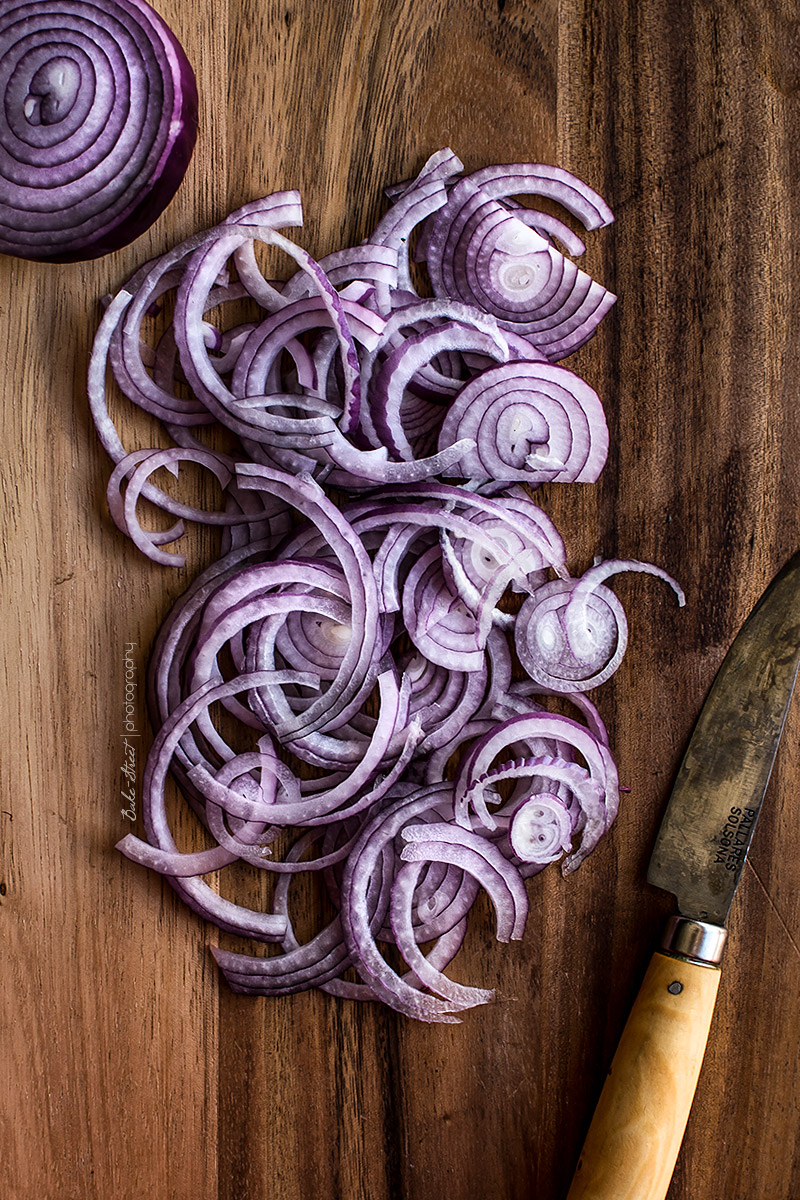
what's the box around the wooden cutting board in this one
[3,1,800,1197]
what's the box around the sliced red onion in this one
[425,162,615,358]
[145,538,295,766]
[173,228,361,438]
[403,545,488,671]
[399,650,487,753]
[368,151,460,306]
[127,670,319,941]
[211,829,372,994]
[232,295,384,410]
[400,821,529,941]
[437,360,609,486]
[106,447,266,567]
[281,243,399,302]
[234,464,381,739]
[115,823,277,878]
[515,578,628,692]
[89,155,683,1021]
[455,162,614,230]
[361,303,509,454]
[478,754,607,872]
[454,710,619,833]
[390,861,493,1008]
[509,794,575,864]
[319,428,477,488]
[340,785,481,1023]
[563,558,686,659]
[0,0,197,262]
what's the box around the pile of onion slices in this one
[90,149,683,1021]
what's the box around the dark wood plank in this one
[559,2,800,1197]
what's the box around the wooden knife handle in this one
[566,951,721,1200]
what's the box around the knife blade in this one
[566,549,800,1200]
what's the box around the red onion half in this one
[0,0,198,261]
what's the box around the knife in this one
[566,549,800,1200]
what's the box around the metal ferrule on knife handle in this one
[660,915,727,965]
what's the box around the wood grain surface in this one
[3,1,800,1198]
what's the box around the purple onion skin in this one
[0,1,199,263]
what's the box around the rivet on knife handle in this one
[566,942,721,1200]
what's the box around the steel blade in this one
[647,550,800,925]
